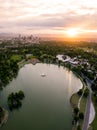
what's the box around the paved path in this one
[82,79,92,130]
[78,86,86,109]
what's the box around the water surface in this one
[0,63,82,130]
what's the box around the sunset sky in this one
[0,0,97,38]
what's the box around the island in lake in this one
[7,91,25,110]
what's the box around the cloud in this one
[0,0,97,36]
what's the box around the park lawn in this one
[27,55,36,59]
[10,54,23,62]
[70,90,87,113]
[70,93,80,108]
[70,92,87,130]
[80,96,87,113]
[90,96,97,130]
[79,96,87,128]
[88,126,93,130]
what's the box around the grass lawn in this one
[90,95,97,130]
[10,54,23,62]
[80,96,87,113]
[70,94,80,108]
[70,88,87,114]
[70,91,87,130]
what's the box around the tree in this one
[77,125,81,130]
[84,89,89,97]
[74,116,79,124]
[18,90,25,99]
[79,112,84,120]
[77,89,83,96]
[7,91,25,110]
[74,107,79,115]
[0,107,3,118]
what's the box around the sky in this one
[0,0,97,39]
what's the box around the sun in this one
[66,29,78,37]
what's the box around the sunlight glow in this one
[0,0,97,38]
[66,29,78,37]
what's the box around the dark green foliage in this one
[74,116,79,123]
[0,107,3,118]
[7,91,25,110]
[92,78,97,91]
[77,125,81,130]
[74,107,79,115]
[79,112,84,120]
[84,89,89,97]
[18,91,25,99]
[77,89,83,96]
[0,55,19,88]
[93,91,97,97]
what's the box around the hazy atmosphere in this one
[0,1,97,130]
[1,0,97,39]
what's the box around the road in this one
[82,79,92,130]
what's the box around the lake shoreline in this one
[70,73,84,130]
[0,62,83,130]
[1,58,94,130]
[70,72,95,130]
[18,58,40,68]
[29,58,40,65]
[0,109,8,128]
[56,54,95,130]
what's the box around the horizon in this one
[1,33,97,42]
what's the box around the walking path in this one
[78,85,86,109]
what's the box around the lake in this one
[0,63,82,130]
